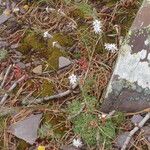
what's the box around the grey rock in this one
[17,62,26,69]
[115,132,134,148]
[9,114,42,145]
[0,12,11,25]
[59,56,71,69]
[131,114,143,125]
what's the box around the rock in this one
[17,62,26,69]
[100,0,150,113]
[115,132,134,148]
[32,65,42,75]
[9,114,42,145]
[59,56,71,69]
[131,114,143,125]
[0,10,11,25]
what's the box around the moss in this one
[0,49,8,62]
[112,112,125,126]
[47,33,74,48]
[39,80,54,97]
[25,79,54,99]
[18,31,49,58]
[46,48,64,70]
[0,117,6,149]
[38,112,68,139]
[18,31,71,71]
[17,140,29,150]
[0,117,6,133]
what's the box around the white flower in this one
[68,74,77,86]
[104,43,118,53]
[73,138,83,148]
[43,31,52,38]
[93,19,102,34]
[13,7,20,13]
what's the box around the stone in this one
[115,132,134,148]
[32,65,42,75]
[17,62,26,69]
[9,114,42,145]
[59,56,71,69]
[0,10,11,25]
[131,114,143,125]
[101,0,150,113]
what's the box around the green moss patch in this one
[38,112,68,140]
[67,96,125,148]
[18,31,73,71]
[39,80,54,97]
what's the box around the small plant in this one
[73,113,99,146]
[67,92,125,148]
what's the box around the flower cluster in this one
[104,43,118,53]
[73,138,83,148]
[93,19,102,34]
[68,74,77,86]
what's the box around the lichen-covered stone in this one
[101,0,150,113]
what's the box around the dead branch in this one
[0,64,12,88]
[0,75,25,105]
[22,83,78,105]
[121,112,150,150]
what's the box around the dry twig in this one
[0,75,25,105]
[0,64,12,88]
[22,83,78,105]
[121,112,150,150]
